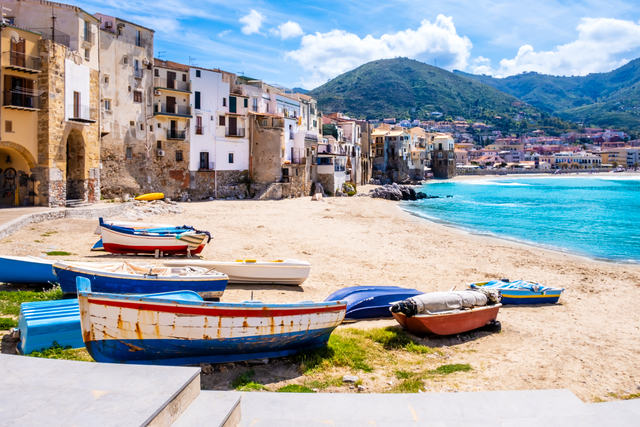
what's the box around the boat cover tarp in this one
[324,286,422,319]
[391,289,502,317]
[74,261,219,277]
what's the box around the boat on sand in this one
[324,286,422,320]
[468,280,564,305]
[76,277,346,365]
[0,255,57,285]
[391,290,502,336]
[163,258,311,285]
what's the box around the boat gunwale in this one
[53,262,228,282]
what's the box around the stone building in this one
[431,134,456,179]
[96,14,154,198]
[3,0,101,207]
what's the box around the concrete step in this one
[585,399,640,426]
[238,389,599,427]
[171,391,241,427]
[65,199,91,208]
[0,353,201,426]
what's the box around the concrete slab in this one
[171,391,241,427]
[0,354,200,427]
[238,389,594,427]
[585,399,640,426]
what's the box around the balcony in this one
[166,129,186,140]
[3,90,41,110]
[226,126,246,138]
[68,104,97,123]
[3,51,41,73]
[134,68,144,78]
[29,28,70,48]
[153,77,191,92]
[305,132,318,142]
[154,104,192,117]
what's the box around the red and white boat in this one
[98,218,211,256]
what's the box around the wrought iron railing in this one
[67,104,97,121]
[153,77,190,92]
[166,129,186,139]
[154,104,192,116]
[134,68,144,78]
[226,127,246,137]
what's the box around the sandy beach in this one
[2,192,639,401]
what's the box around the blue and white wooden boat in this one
[0,255,57,285]
[92,220,179,252]
[76,277,347,365]
[17,299,83,354]
[324,286,423,320]
[469,280,564,305]
[53,261,228,299]
[98,217,211,256]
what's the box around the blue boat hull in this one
[499,292,563,305]
[325,286,423,319]
[85,328,335,365]
[0,256,57,285]
[55,267,227,298]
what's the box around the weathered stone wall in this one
[250,117,284,185]
[190,170,248,200]
[317,173,335,196]
[281,164,308,198]
[36,40,100,206]
[432,150,457,179]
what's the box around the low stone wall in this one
[190,170,248,200]
[0,204,133,240]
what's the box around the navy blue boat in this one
[324,286,423,320]
[53,261,228,299]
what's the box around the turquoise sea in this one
[402,175,640,263]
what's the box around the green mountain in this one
[454,59,640,130]
[307,58,577,134]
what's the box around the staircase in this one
[65,199,91,208]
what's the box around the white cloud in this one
[218,30,232,37]
[271,21,304,40]
[286,15,472,89]
[473,17,640,77]
[239,9,265,35]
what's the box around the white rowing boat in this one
[163,258,311,285]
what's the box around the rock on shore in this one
[368,184,430,201]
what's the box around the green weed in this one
[304,376,343,390]
[27,342,93,362]
[46,251,73,256]
[277,384,314,393]
[430,364,473,375]
[293,333,375,374]
[232,369,267,391]
[0,317,18,330]
[0,286,63,316]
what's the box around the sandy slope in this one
[2,195,639,401]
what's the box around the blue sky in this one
[74,0,640,89]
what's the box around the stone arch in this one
[0,141,36,169]
[66,129,86,200]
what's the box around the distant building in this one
[431,134,456,178]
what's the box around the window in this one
[182,74,186,82]
[243,98,248,108]
[219,115,225,126]
[118,26,123,36]
[196,70,201,78]
[73,91,81,118]
[222,98,226,107]
[129,121,135,126]
[157,141,162,149]
[139,123,144,131]
[149,125,153,131]
[84,48,90,60]
[195,91,201,109]
[228,153,234,164]
[104,76,109,84]
[154,68,159,77]
[133,91,142,103]
[135,30,141,47]
[199,152,209,170]
[126,147,132,159]
[196,116,203,135]
[128,85,131,92]
[157,123,161,128]
[5,120,12,133]
[104,99,111,111]
[5,17,14,25]
[252,97,258,112]
[175,150,183,161]
[123,56,128,65]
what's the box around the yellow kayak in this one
[134,193,165,201]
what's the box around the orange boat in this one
[391,304,501,336]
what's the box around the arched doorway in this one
[0,145,34,207]
[66,129,86,200]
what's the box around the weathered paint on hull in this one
[78,290,346,365]
[392,304,501,336]
[55,267,227,298]
[163,260,311,285]
[102,243,205,255]
[85,329,335,365]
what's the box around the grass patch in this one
[46,251,73,256]
[0,286,63,316]
[356,327,439,354]
[0,317,18,330]
[277,384,315,393]
[430,364,473,375]
[305,376,343,390]
[34,240,42,243]
[27,342,93,362]
[41,231,58,237]
[293,333,376,374]
[608,392,640,401]
[392,378,424,393]
[232,369,268,392]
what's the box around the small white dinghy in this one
[163,258,311,285]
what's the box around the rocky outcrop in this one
[368,183,437,201]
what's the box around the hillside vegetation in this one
[455,58,640,130]
[308,58,577,133]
